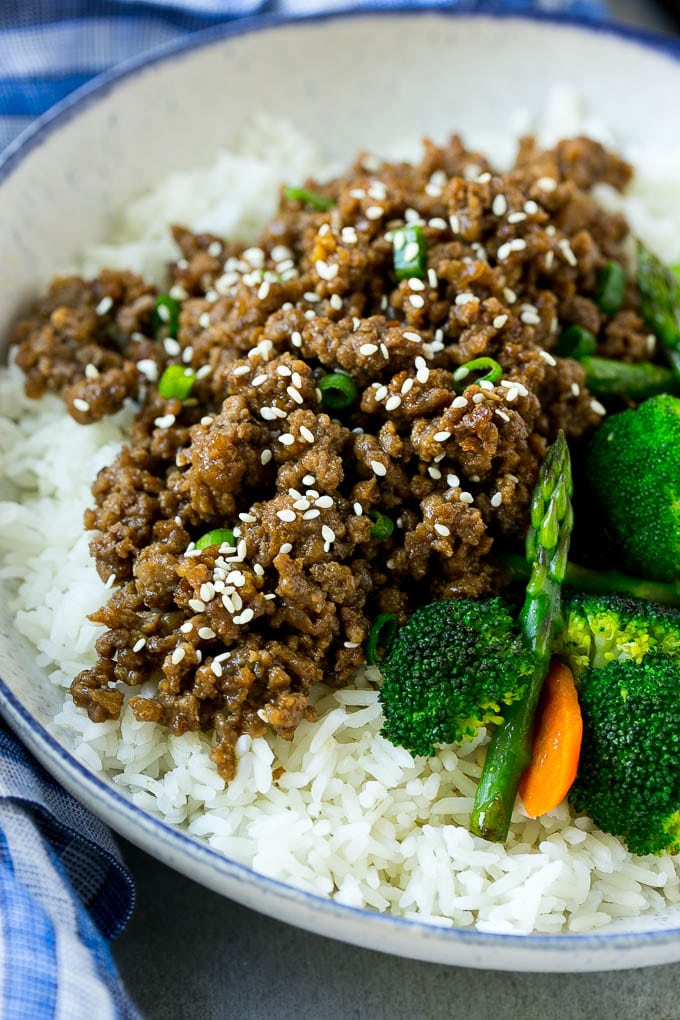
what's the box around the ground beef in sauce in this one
[10,133,649,779]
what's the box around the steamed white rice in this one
[3,93,680,936]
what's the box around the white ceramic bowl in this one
[1,9,680,972]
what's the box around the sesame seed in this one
[491,492,503,508]
[263,593,277,601]
[434,523,450,536]
[261,449,272,466]
[302,474,315,485]
[537,176,557,191]
[132,638,146,653]
[231,591,243,611]
[315,495,334,508]
[239,512,257,523]
[459,492,474,504]
[434,430,451,442]
[137,359,158,381]
[279,543,293,554]
[278,433,295,446]
[291,331,303,348]
[163,338,181,356]
[539,350,557,367]
[365,206,384,220]
[300,426,315,443]
[492,194,507,216]
[353,502,363,516]
[472,392,485,404]
[520,309,541,325]
[403,331,421,343]
[84,363,99,379]
[344,641,361,649]
[239,608,255,625]
[211,660,223,677]
[371,460,387,477]
[449,214,460,234]
[180,622,193,633]
[232,365,250,378]
[401,378,414,395]
[359,343,378,356]
[416,365,430,384]
[495,409,510,423]
[252,374,268,387]
[447,473,460,488]
[428,217,448,229]
[293,498,310,511]
[330,293,343,311]
[403,241,420,263]
[385,395,401,412]
[374,385,388,402]
[427,268,438,289]
[221,594,235,614]
[503,287,517,304]
[171,647,186,665]
[342,226,358,244]
[590,399,607,416]
[198,627,216,640]
[571,382,581,397]
[455,292,477,306]
[316,260,339,281]
[254,563,265,577]
[479,380,494,391]
[493,314,508,329]
[408,277,425,292]
[452,396,468,409]
[200,582,215,602]
[96,296,113,315]
[322,525,335,543]
[558,238,577,266]
[257,281,270,301]
[303,508,320,520]
[506,387,519,401]
[409,293,425,309]
[154,414,176,429]
[428,466,442,480]
[73,398,90,413]
[277,508,296,523]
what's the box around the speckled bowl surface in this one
[1,9,680,972]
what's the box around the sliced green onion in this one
[283,186,334,211]
[368,511,394,541]
[556,324,598,359]
[366,614,398,666]
[392,225,427,281]
[596,260,626,316]
[158,364,196,400]
[195,528,235,551]
[318,372,358,410]
[153,293,181,338]
[453,357,503,389]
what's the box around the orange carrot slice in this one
[518,658,583,819]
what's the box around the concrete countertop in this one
[112,4,680,1016]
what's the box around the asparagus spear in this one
[580,356,680,400]
[470,432,573,843]
[499,553,680,608]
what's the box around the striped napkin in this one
[0,0,609,1017]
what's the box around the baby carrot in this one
[518,658,583,819]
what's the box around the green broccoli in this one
[552,593,680,855]
[570,654,680,856]
[378,598,537,757]
[555,591,680,678]
[585,394,680,583]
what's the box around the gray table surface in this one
[112,4,680,1016]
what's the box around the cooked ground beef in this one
[10,133,650,779]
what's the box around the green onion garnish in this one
[153,293,181,338]
[195,528,235,551]
[392,225,427,281]
[158,364,196,400]
[453,357,503,389]
[368,511,394,541]
[556,324,598,359]
[366,614,398,666]
[318,372,358,410]
[596,260,626,316]
[283,186,334,212]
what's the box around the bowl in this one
[1,8,680,972]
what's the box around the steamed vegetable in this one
[470,431,574,842]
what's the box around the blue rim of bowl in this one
[2,6,680,959]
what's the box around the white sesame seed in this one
[371,460,387,477]
[359,343,378,356]
[239,512,257,523]
[446,473,460,488]
[416,366,430,384]
[315,495,334,509]
[521,310,541,326]
[428,466,442,480]
[428,217,448,230]
[353,502,363,516]
[537,176,557,191]
[539,350,557,367]
[277,508,296,523]
[279,543,293,555]
[330,293,343,311]
[366,206,384,220]
[198,627,216,640]
[558,238,577,266]
[408,277,425,292]
[459,492,474,504]
[341,226,358,244]
[96,296,113,316]
[200,582,215,603]
[374,385,388,402]
[449,214,460,234]
[303,508,320,520]
[491,492,503,508]
[571,382,581,397]
[84,363,99,380]
[403,331,421,344]
[221,594,235,614]
[263,593,276,601]
[171,647,186,665]
[409,295,425,311]
[385,395,401,412]
[239,608,255,625]
[291,331,303,348]
[132,638,146,653]
[455,292,477,306]
[73,398,90,413]
[211,660,223,677]
[260,449,272,466]
[452,396,468,409]
[254,563,265,577]
[403,241,420,263]
[506,387,519,402]
[137,359,158,382]
[154,414,176,429]
[322,525,335,543]
[434,523,450,536]
[401,378,414,395]
[163,338,181,356]
[278,433,295,446]
[434,430,451,442]
[590,399,607,416]
[300,426,315,444]
[495,409,510,423]
[472,392,485,404]
[257,281,270,301]
[180,621,193,633]
[491,314,507,330]
[492,194,507,216]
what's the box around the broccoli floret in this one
[378,598,537,757]
[585,394,680,583]
[555,592,680,679]
[569,654,680,856]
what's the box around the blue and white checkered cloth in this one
[0,0,609,1016]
